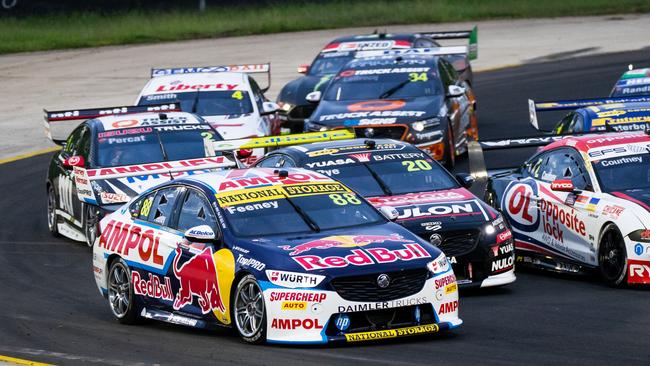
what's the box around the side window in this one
[413,38,437,48]
[64,125,84,155]
[76,126,91,162]
[554,113,574,134]
[176,190,217,232]
[438,59,459,90]
[523,152,548,179]
[248,77,265,111]
[257,154,295,168]
[536,148,592,189]
[568,113,584,133]
[131,192,155,221]
[146,186,185,226]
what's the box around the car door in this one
[167,188,228,319]
[531,148,594,264]
[127,186,187,310]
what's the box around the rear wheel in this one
[233,274,266,344]
[598,224,628,287]
[107,258,138,324]
[46,185,60,237]
[443,123,455,170]
[83,204,100,247]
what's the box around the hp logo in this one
[334,314,351,331]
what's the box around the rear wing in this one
[420,26,478,60]
[150,63,272,92]
[355,46,469,59]
[207,129,356,154]
[528,95,650,130]
[73,156,236,205]
[43,103,181,146]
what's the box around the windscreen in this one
[323,62,442,101]
[309,52,354,76]
[305,150,458,196]
[95,126,220,167]
[216,181,384,237]
[593,153,650,192]
[139,90,254,116]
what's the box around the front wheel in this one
[83,204,100,247]
[598,224,628,287]
[46,185,60,237]
[107,258,138,324]
[233,274,266,344]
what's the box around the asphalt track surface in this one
[1,50,649,366]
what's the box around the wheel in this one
[443,123,455,170]
[83,204,100,247]
[598,224,628,287]
[233,274,266,344]
[107,258,138,324]
[46,185,60,237]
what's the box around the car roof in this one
[87,111,207,131]
[540,132,650,153]
[181,167,338,193]
[139,72,249,96]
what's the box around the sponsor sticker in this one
[344,324,440,342]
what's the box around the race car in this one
[528,95,650,134]
[44,104,232,246]
[610,67,650,97]
[136,63,280,164]
[92,168,462,344]
[303,51,478,169]
[255,139,515,288]
[277,27,477,133]
[473,132,650,287]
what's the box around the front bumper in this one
[261,271,462,344]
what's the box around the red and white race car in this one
[480,132,650,286]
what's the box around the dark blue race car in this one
[92,168,462,344]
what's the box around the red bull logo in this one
[172,247,225,314]
[294,243,431,271]
[280,234,412,256]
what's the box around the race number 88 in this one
[329,193,361,206]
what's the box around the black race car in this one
[255,138,515,289]
[277,28,477,133]
[44,104,231,246]
[302,52,478,169]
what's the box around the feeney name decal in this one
[292,243,431,271]
[99,220,164,265]
[344,324,440,342]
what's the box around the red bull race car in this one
[92,168,462,344]
[472,132,650,287]
[255,139,515,289]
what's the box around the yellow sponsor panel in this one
[281,301,307,310]
[213,249,235,325]
[216,182,349,207]
[445,283,458,294]
[591,116,650,126]
[344,324,440,342]
[595,110,627,118]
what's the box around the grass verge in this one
[1,0,649,54]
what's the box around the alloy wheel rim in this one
[85,207,99,247]
[47,188,56,231]
[108,264,131,318]
[235,279,264,338]
[600,231,624,280]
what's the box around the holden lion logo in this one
[377,274,391,288]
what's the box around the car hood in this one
[202,114,266,139]
[233,222,442,276]
[310,96,443,127]
[611,189,650,212]
[366,188,493,235]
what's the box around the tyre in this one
[443,123,455,170]
[83,204,100,247]
[107,258,138,324]
[233,274,266,344]
[598,224,628,287]
[46,184,60,237]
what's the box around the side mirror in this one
[297,64,310,74]
[379,206,399,221]
[305,91,322,103]
[550,179,575,192]
[261,101,279,115]
[184,225,216,243]
[446,85,465,98]
[63,155,85,169]
[455,173,475,188]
